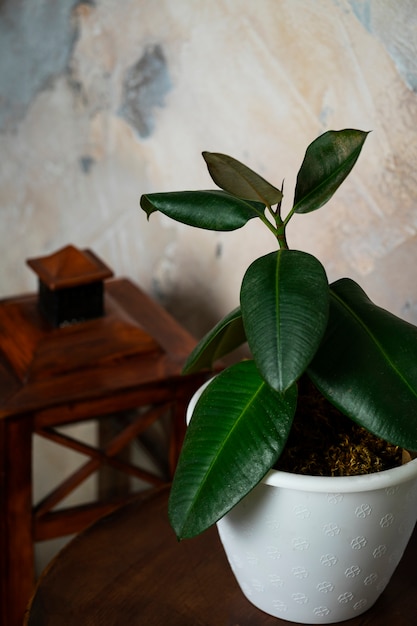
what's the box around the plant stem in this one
[273,183,289,249]
[259,211,279,237]
[283,205,296,228]
[277,224,289,249]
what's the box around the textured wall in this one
[2,0,417,332]
[2,0,417,568]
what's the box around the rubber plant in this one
[140,129,417,540]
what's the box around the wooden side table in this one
[0,247,206,626]
[25,485,417,625]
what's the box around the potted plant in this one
[140,129,417,624]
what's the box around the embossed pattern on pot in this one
[217,463,417,624]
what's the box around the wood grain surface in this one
[25,485,417,626]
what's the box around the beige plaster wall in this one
[2,0,417,327]
[2,0,417,569]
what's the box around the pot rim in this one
[262,457,417,493]
[187,378,417,495]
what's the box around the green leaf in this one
[182,307,246,374]
[308,278,417,451]
[240,249,329,392]
[203,151,283,206]
[169,360,297,539]
[140,190,265,231]
[293,129,369,214]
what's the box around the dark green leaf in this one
[169,360,297,539]
[203,152,283,206]
[182,307,246,374]
[308,278,417,450]
[140,190,265,231]
[293,129,369,214]
[240,250,329,392]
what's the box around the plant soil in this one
[275,376,404,477]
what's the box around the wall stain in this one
[348,0,417,92]
[348,0,372,32]
[119,44,171,138]
[79,155,95,173]
[0,0,89,132]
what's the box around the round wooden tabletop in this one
[25,485,417,625]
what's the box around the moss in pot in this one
[140,130,417,622]
[275,374,406,477]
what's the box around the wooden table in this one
[25,485,417,625]
[0,263,206,626]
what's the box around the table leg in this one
[0,416,34,626]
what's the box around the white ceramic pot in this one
[186,383,417,624]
